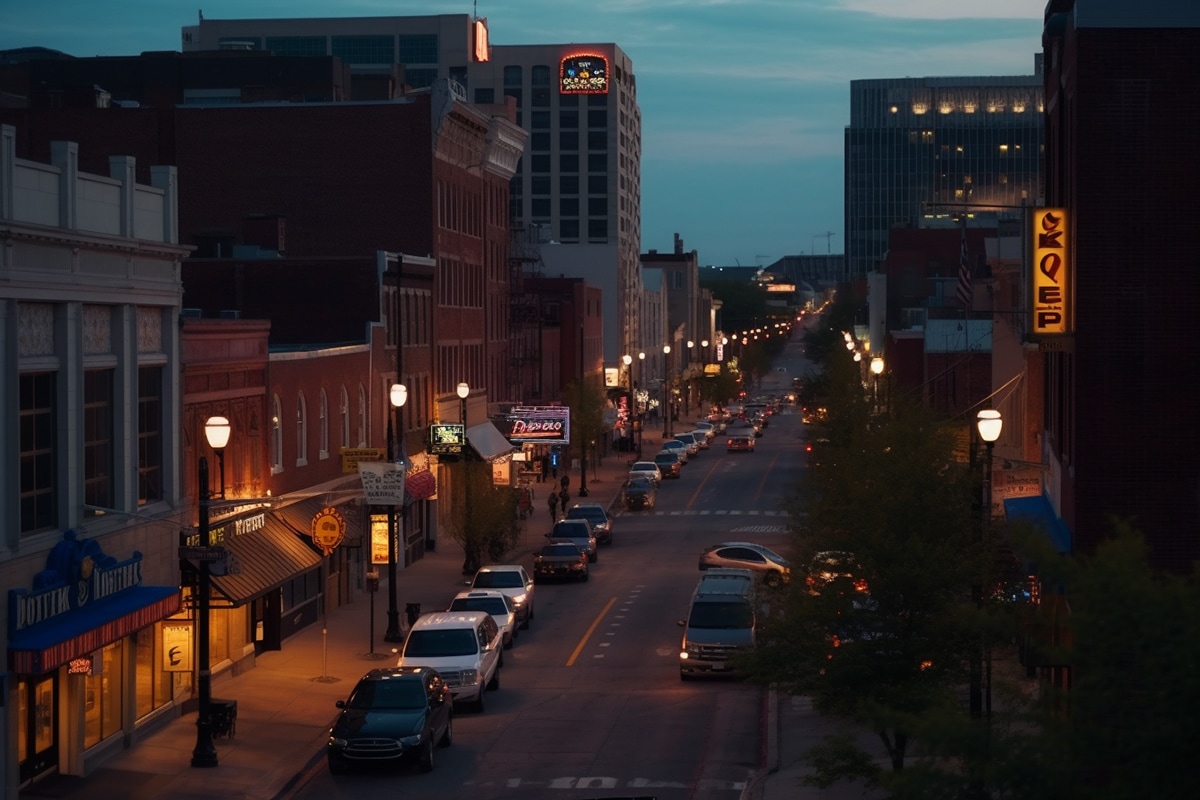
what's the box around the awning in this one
[1005,494,1072,554]
[211,517,324,605]
[467,421,516,462]
[9,586,180,674]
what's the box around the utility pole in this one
[813,230,835,254]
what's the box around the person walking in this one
[547,490,559,522]
[558,487,570,512]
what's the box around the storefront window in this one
[135,625,175,718]
[84,641,123,747]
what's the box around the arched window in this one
[319,388,329,459]
[296,391,308,466]
[340,386,350,449]
[357,384,368,447]
[271,394,283,474]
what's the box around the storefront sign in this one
[503,406,571,444]
[1031,208,1071,336]
[310,507,346,556]
[162,623,193,672]
[357,461,407,505]
[429,423,466,455]
[68,656,93,675]
[340,447,386,474]
[369,514,394,566]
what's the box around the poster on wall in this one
[162,622,193,673]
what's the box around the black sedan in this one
[327,666,453,775]
[622,476,658,510]
[653,449,683,479]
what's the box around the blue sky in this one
[3,0,1047,267]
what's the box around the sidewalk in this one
[18,453,636,800]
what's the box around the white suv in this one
[396,611,502,712]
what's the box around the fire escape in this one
[509,224,547,401]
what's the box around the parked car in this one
[698,542,792,587]
[395,612,502,712]
[672,432,702,456]
[654,449,684,478]
[661,440,690,463]
[565,502,614,545]
[628,460,662,485]
[447,590,518,649]
[694,421,717,440]
[469,565,535,629]
[622,476,658,511]
[548,519,598,562]
[533,541,590,583]
[327,666,453,775]
[726,434,755,453]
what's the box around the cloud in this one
[836,0,1048,20]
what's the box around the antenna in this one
[812,231,835,255]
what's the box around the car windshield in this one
[473,571,523,589]
[758,547,790,566]
[403,628,478,657]
[553,522,589,538]
[541,544,580,557]
[654,454,675,464]
[567,508,604,523]
[687,601,754,630]
[346,678,426,711]
[450,598,509,617]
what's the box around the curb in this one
[739,688,779,800]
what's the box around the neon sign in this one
[560,54,609,95]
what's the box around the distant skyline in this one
[2,0,1047,267]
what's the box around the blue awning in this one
[1005,495,1072,554]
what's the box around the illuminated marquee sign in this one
[503,406,571,444]
[473,18,490,62]
[1031,208,1071,336]
[560,54,609,95]
[429,423,466,455]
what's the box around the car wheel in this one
[438,714,454,747]
[504,634,514,650]
[590,550,598,563]
[473,689,486,714]
[680,671,692,682]
[419,736,435,773]
[765,571,783,588]
[498,649,504,668]
[487,667,500,691]
[581,570,589,582]
[328,756,348,775]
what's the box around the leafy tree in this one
[562,377,606,489]
[449,456,519,574]
[696,362,740,411]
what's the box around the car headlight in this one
[399,734,423,747]
[512,594,526,608]
[328,736,348,748]
[461,668,480,685]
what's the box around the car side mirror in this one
[336,699,347,709]
[677,619,686,627]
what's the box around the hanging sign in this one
[310,507,346,556]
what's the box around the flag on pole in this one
[955,225,972,308]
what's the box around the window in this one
[588,131,608,151]
[560,219,580,239]
[19,372,56,535]
[560,154,579,173]
[588,175,607,194]
[404,68,438,90]
[83,641,123,748]
[296,392,308,466]
[265,36,325,56]
[532,198,551,217]
[588,197,607,216]
[588,154,608,172]
[340,387,350,450]
[332,35,395,65]
[474,88,494,104]
[588,219,608,239]
[560,130,579,150]
[137,366,163,505]
[503,65,522,86]
[83,369,114,510]
[531,154,550,173]
[530,132,551,152]
[531,110,550,129]
[358,385,368,447]
[531,176,551,195]
[397,34,438,64]
[559,110,579,129]
[271,394,283,474]
[531,65,551,87]
[319,389,329,459]
[560,198,579,216]
[560,175,579,194]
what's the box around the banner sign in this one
[357,461,407,505]
[502,406,571,444]
[429,423,466,455]
[1031,208,1071,336]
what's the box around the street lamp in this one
[662,344,672,439]
[192,414,230,768]
[383,383,408,642]
[622,354,634,454]
[456,382,476,574]
[972,408,1003,720]
[870,356,885,413]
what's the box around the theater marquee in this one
[1031,208,1071,336]
[560,54,608,95]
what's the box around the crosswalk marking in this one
[624,509,789,517]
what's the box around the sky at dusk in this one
[3,0,1047,267]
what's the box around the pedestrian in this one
[558,488,570,511]
[547,491,558,522]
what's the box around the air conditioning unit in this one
[217,310,241,319]
[180,308,203,318]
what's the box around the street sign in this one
[341,447,386,473]
[178,545,227,562]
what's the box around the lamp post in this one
[383,383,408,642]
[457,382,476,574]
[973,408,1003,720]
[637,352,646,457]
[662,344,672,438]
[622,354,633,454]
[192,415,230,768]
[870,356,884,413]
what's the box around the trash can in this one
[405,603,421,627]
[210,698,237,739]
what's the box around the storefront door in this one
[18,674,58,783]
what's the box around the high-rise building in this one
[181,13,643,374]
[845,71,1044,281]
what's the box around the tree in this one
[562,377,606,481]
[449,455,519,574]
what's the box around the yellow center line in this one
[566,596,618,666]
[687,456,724,508]
[754,452,779,505]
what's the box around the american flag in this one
[955,225,972,308]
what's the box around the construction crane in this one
[813,230,835,255]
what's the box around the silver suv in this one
[397,612,502,712]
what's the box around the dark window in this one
[265,37,325,56]
[560,219,580,239]
[404,68,437,89]
[588,94,608,107]
[531,65,552,87]
[588,131,608,151]
[560,154,579,172]
[530,132,551,152]
[448,66,467,92]
[503,65,522,86]
[19,372,56,534]
[397,34,438,64]
[588,197,607,216]
[138,366,163,505]
[474,87,495,104]
[559,110,579,129]
[588,153,608,172]
[560,175,579,194]
[332,35,395,65]
[589,110,608,129]
[560,198,579,216]
[588,175,607,194]
[531,176,551,195]
[531,198,551,217]
[559,94,579,107]
[84,369,114,510]
[532,88,551,107]
[560,130,579,150]
[505,88,522,107]
[531,110,550,129]
[530,154,550,173]
[588,219,608,239]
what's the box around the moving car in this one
[678,574,757,680]
[395,612,502,712]
[565,503,614,545]
[533,541,589,582]
[653,450,683,478]
[628,460,662,485]
[698,542,792,587]
[726,434,755,453]
[469,565,535,629]
[447,590,518,649]
[548,519,598,562]
[622,476,658,510]
[327,666,453,775]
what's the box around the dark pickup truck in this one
[533,541,590,583]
